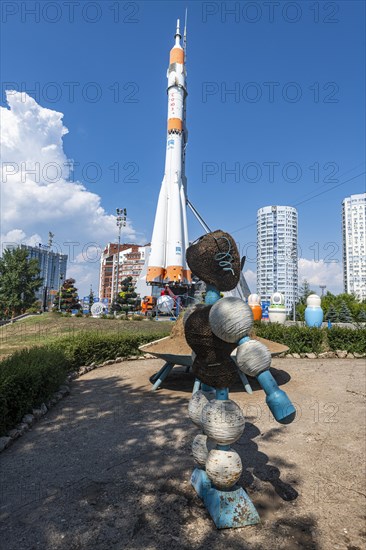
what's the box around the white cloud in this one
[0,91,139,296]
[298,258,343,294]
[241,259,344,297]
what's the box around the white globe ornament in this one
[191,434,215,467]
[188,390,208,427]
[209,297,254,343]
[201,399,245,445]
[157,295,174,313]
[236,339,271,377]
[205,449,242,490]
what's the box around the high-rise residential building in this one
[257,206,298,314]
[99,243,150,303]
[342,193,366,300]
[20,244,68,305]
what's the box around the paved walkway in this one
[0,358,365,550]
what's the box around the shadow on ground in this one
[159,365,291,394]
[0,366,317,550]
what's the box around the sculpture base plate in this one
[191,468,260,529]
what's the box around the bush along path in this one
[253,323,366,356]
[0,331,168,445]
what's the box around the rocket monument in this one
[146,18,191,287]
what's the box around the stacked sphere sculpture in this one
[185,229,296,527]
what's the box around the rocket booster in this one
[147,19,191,286]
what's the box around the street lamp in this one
[115,208,127,301]
[58,273,64,312]
[42,231,54,313]
[319,285,326,297]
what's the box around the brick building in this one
[99,243,150,303]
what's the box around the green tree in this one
[111,276,138,316]
[321,292,364,321]
[54,278,80,312]
[338,301,353,323]
[0,247,43,318]
[357,308,366,322]
[298,279,316,305]
[88,287,94,313]
[325,304,339,323]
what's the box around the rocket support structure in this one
[147,19,191,286]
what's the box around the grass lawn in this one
[0,313,172,360]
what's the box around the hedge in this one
[53,331,167,370]
[253,323,366,355]
[0,331,167,435]
[326,326,366,354]
[0,347,69,435]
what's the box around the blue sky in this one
[1,0,365,295]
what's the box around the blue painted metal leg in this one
[149,363,169,384]
[238,371,253,394]
[257,370,296,424]
[192,378,201,394]
[151,363,174,391]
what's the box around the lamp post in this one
[42,231,54,313]
[115,208,127,302]
[58,273,64,312]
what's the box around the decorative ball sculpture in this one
[185,229,296,529]
[236,339,272,377]
[205,448,242,490]
[188,390,208,427]
[305,294,324,327]
[209,297,254,343]
[192,434,214,467]
[201,399,245,445]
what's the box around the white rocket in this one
[147,18,191,286]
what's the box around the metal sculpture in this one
[185,230,296,529]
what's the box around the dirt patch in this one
[0,358,365,549]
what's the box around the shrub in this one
[327,327,366,354]
[0,347,70,435]
[253,323,325,354]
[25,306,40,314]
[53,331,166,370]
[253,322,366,355]
[0,328,169,435]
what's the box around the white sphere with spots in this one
[209,297,253,343]
[201,399,245,445]
[236,339,271,377]
[205,449,242,490]
[191,434,215,467]
[188,390,208,427]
